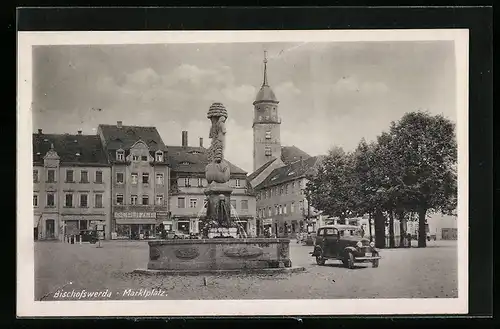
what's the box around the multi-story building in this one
[248,53,324,238]
[168,131,257,236]
[97,122,170,240]
[33,129,111,240]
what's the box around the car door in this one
[315,228,325,252]
[323,228,339,257]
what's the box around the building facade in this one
[33,130,112,240]
[168,131,257,237]
[98,122,170,240]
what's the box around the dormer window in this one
[132,155,139,161]
[116,150,124,161]
[265,131,271,139]
[155,151,163,162]
[141,155,148,161]
[180,161,191,165]
[189,150,201,155]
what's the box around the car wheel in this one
[316,253,326,265]
[345,252,355,269]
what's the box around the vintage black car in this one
[80,229,98,244]
[310,225,381,269]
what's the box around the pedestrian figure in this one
[407,233,412,248]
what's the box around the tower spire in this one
[262,50,268,86]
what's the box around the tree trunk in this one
[368,212,373,242]
[374,209,386,249]
[397,210,406,247]
[389,210,395,248]
[418,208,427,248]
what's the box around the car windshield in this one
[339,229,364,237]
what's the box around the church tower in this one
[252,51,282,172]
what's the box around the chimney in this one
[182,131,188,147]
[38,129,42,134]
[117,121,123,128]
[77,130,82,135]
[199,137,203,148]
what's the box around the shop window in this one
[80,170,89,183]
[142,195,149,205]
[33,170,39,183]
[131,195,138,205]
[116,172,124,184]
[95,194,103,208]
[177,197,185,208]
[116,194,124,205]
[65,194,73,207]
[131,173,138,185]
[80,194,88,208]
[142,173,149,184]
[95,171,103,184]
[65,170,74,183]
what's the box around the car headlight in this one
[356,241,363,248]
[370,241,375,248]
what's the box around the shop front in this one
[262,218,273,237]
[114,210,158,240]
[61,214,108,240]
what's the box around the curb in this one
[132,266,306,276]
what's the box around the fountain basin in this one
[145,238,292,272]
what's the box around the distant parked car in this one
[310,225,381,269]
[80,229,98,244]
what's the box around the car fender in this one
[311,245,323,256]
[343,246,357,255]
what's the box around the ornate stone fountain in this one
[136,103,300,275]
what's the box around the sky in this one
[32,41,456,173]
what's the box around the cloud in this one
[328,76,389,95]
[275,81,301,98]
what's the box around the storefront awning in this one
[115,219,157,225]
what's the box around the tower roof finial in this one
[263,50,268,86]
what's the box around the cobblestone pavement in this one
[35,239,458,301]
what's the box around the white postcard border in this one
[17,29,469,317]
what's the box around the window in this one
[299,201,303,211]
[197,178,203,187]
[291,202,295,213]
[283,204,287,214]
[265,146,272,156]
[116,150,124,161]
[65,170,74,182]
[292,181,295,189]
[33,194,38,207]
[46,193,55,207]
[132,155,139,161]
[235,179,240,187]
[95,194,103,208]
[116,194,124,205]
[155,151,163,162]
[47,169,55,183]
[278,205,282,215]
[95,171,103,183]
[280,186,284,195]
[325,228,338,236]
[285,184,289,194]
[141,155,148,161]
[230,199,237,209]
[156,195,164,206]
[131,173,138,185]
[142,173,149,184]
[65,194,73,207]
[33,170,39,183]
[189,198,197,208]
[177,197,185,208]
[80,194,88,208]
[116,172,124,184]
[156,173,164,185]
[241,200,248,210]
[265,131,271,139]
[268,207,272,217]
[142,195,149,205]
[184,178,190,187]
[131,195,138,205]
[80,170,89,183]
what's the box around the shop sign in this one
[156,211,169,219]
[262,218,273,226]
[114,212,156,219]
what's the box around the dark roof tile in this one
[281,145,311,165]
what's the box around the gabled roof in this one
[98,124,166,161]
[166,145,247,175]
[247,158,277,181]
[33,133,108,166]
[281,146,311,165]
[255,155,322,190]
